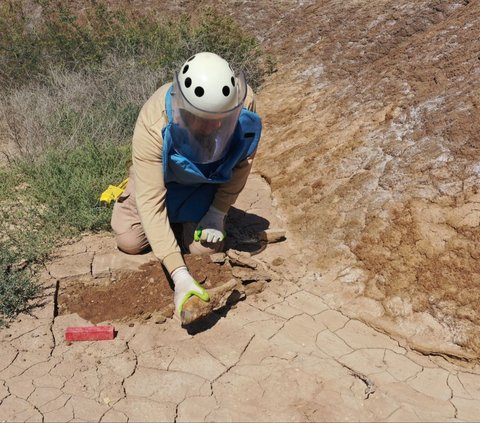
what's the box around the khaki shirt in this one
[132,83,257,273]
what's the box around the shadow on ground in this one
[225,206,270,254]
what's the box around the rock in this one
[231,266,272,283]
[210,253,226,264]
[151,312,167,324]
[242,280,266,296]
[257,229,286,243]
[226,249,252,258]
[180,279,245,326]
[226,250,258,269]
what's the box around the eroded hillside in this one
[171,0,480,358]
[253,0,480,357]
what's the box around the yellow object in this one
[99,178,129,205]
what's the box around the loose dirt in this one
[58,255,234,324]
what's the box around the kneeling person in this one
[111,52,262,320]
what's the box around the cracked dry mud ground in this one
[1,174,480,422]
[2,1,480,421]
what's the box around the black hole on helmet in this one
[187,55,195,62]
[194,86,204,97]
[185,77,192,88]
[244,132,255,139]
[222,86,230,96]
[231,77,235,87]
[182,65,189,74]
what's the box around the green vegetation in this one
[0,0,273,321]
[0,249,40,322]
[0,1,271,89]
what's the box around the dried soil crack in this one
[0,349,19,373]
[4,325,45,342]
[447,385,459,419]
[266,312,310,341]
[0,381,11,407]
[48,282,60,360]
[404,367,424,383]
[329,309,407,353]
[121,338,138,391]
[211,334,255,384]
[383,406,402,421]
[340,363,376,399]
[32,403,45,422]
[260,353,298,364]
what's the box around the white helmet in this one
[177,52,241,113]
[171,52,247,164]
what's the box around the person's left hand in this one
[195,205,226,243]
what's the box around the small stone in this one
[227,250,258,269]
[210,253,227,264]
[271,257,285,266]
[232,266,272,283]
[243,280,266,296]
[154,315,167,324]
[257,229,286,243]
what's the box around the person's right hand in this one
[194,205,226,243]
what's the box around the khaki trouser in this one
[111,169,224,256]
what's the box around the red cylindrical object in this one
[65,325,115,342]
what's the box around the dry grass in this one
[1,60,163,159]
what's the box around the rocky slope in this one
[176,0,480,358]
[247,0,480,358]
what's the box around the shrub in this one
[0,253,40,318]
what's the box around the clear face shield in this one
[171,71,247,164]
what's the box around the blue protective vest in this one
[162,86,262,223]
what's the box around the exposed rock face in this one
[249,1,480,356]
